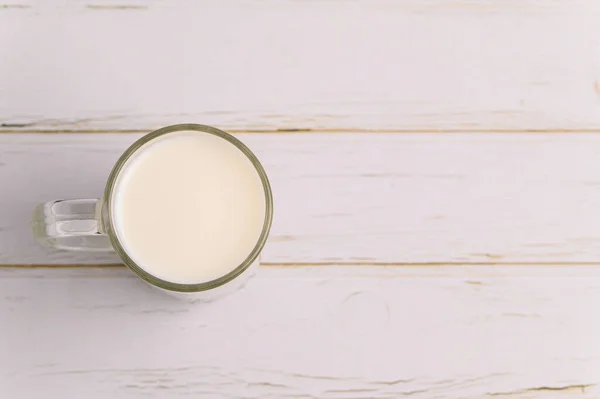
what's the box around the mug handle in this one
[31,199,113,251]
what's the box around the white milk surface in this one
[112,131,267,284]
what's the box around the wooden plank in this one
[1,0,600,131]
[3,132,600,265]
[1,265,598,398]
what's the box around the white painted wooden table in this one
[2,1,600,397]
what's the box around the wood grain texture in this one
[1,0,600,131]
[1,265,599,398]
[2,3,599,398]
[2,133,600,265]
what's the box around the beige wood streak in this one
[1,0,599,131]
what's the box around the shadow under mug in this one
[31,124,274,300]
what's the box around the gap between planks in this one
[2,128,600,134]
[4,262,600,268]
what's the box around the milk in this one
[111,130,267,284]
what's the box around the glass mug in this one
[31,124,274,300]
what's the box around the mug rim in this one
[103,123,274,293]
